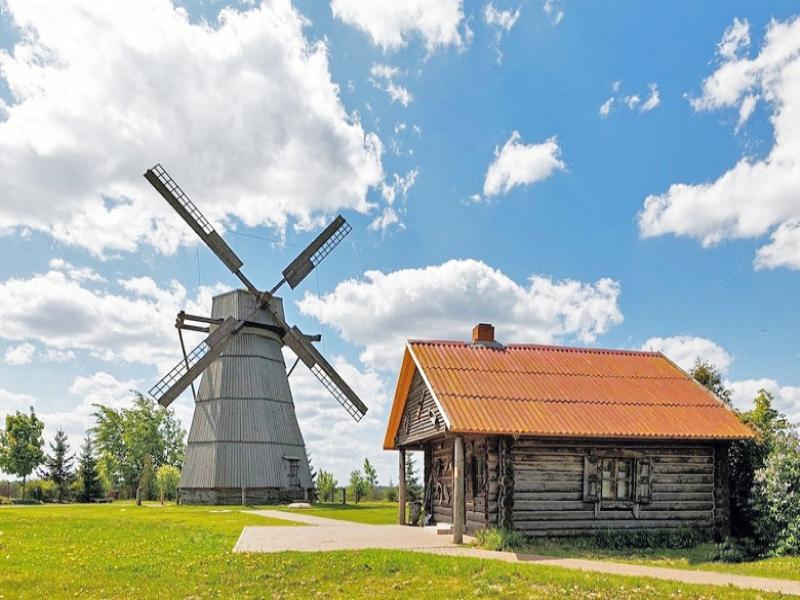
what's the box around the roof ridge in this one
[408,339,662,357]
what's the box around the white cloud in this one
[0,266,224,370]
[0,0,384,257]
[730,378,800,425]
[639,17,800,270]
[481,132,565,198]
[717,17,750,60]
[543,0,564,26]
[370,168,418,232]
[600,82,660,117]
[4,342,36,366]
[298,258,623,371]
[640,335,732,374]
[0,388,36,415]
[599,97,614,118]
[641,84,661,112]
[330,0,466,52]
[369,63,413,107]
[483,3,521,63]
[48,258,106,283]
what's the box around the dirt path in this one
[240,511,800,596]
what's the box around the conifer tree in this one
[42,429,74,502]
[77,434,104,502]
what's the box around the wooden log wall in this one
[509,438,717,537]
[428,438,454,525]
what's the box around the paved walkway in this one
[236,511,800,596]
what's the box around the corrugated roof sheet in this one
[384,341,754,448]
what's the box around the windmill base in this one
[179,487,311,505]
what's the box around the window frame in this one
[583,449,651,510]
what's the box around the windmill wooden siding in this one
[385,326,754,540]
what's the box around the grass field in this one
[272,501,397,524]
[519,538,800,582]
[0,503,790,599]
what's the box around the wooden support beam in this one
[398,448,407,525]
[453,436,465,544]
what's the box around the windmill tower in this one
[144,164,367,504]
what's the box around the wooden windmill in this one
[144,164,367,504]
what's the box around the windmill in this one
[143,163,367,505]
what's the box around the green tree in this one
[77,434,104,502]
[316,469,337,502]
[385,478,398,502]
[348,469,367,503]
[690,359,732,404]
[93,393,185,502]
[363,458,378,500]
[405,454,423,502]
[307,454,318,502]
[155,464,181,504]
[41,429,74,502]
[0,408,46,500]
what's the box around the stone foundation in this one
[180,487,310,505]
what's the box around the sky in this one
[0,0,798,484]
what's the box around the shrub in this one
[385,486,398,502]
[714,537,762,563]
[27,479,57,503]
[475,528,525,551]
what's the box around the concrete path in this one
[237,511,800,596]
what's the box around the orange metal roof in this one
[383,340,754,449]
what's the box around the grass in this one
[517,537,800,582]
[272,501,398,525]
[0,503,789,598]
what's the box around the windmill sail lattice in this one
[143,164,367,504]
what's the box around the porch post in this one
[453,436,465,544]
[398,448,407,525]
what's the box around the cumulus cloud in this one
[0,388,36,416]
[0,265,225,370]
[369,63,413,106]
[639,17,800,270]
[0,0,384,257]
[730,378,800,425]
[640,335,732,373]
[330,0,466,51]
[298,258,623,370]
[483,3,521,63]
[4,342,36,366]
[481,132,564,198]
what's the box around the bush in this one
[384,486,398,502]
[27,479,57,503]
[714,537,762,563]
[475,528,526,551]
[0,496,9,505]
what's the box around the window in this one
[469,453,485,498]
[600,457,634,501]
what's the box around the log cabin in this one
[383,323,755,543]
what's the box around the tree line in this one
[314,456,423,504]
[0,393,184,504]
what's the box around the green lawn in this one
[518,538,800,582]
[272,501,398,524]
[0,503,788,599]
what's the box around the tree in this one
[405,454,423,502]
[316,469,337,503]
[77,434,104,503]
[155,464,181,504]
[348,469,367,503]
[385,478,398,502]
[0,408,46,500]
[363,458,378,500]
[93,393,185,502]
[41,429,74,502]
[307,454,318,502]
[690,359,732,404]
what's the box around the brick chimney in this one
[471,323,495,345]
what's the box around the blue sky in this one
[0,0,798,482]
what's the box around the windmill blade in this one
[283,325,368,421]
[274,215,352,293]
[144,165,258,293]
[149,317,243,408]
